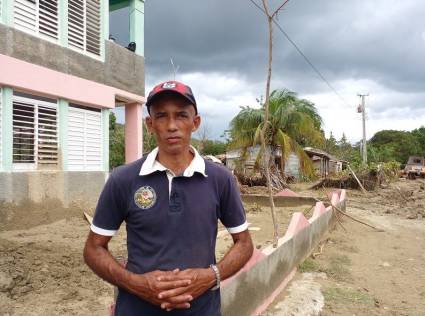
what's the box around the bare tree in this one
[196,122,211,154]
[259,0,291,247]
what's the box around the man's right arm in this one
[83,231,193,309]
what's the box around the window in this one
[12,93,58,170]
[68,104,102,171]
[68,0,101,56]
[13,0,59,41]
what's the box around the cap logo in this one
[134,186,157,209]
[162,82,176,89]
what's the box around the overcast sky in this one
[112,0,425,143]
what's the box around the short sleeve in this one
[219,173,248,234]
[91,174,127,236]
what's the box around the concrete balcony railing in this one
[0,23,144,96]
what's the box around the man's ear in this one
[145,116,153,132]
[192,115,201,132]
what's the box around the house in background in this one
[303,147,345,178]
[226,146,345,179]
[0,0,145,207]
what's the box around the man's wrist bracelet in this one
[209,264,220,291]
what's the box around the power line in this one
[247,0,351,108]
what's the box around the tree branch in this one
[272,0,291,18]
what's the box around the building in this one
[226,146,345,179]
[303,147,345,178]
[0,0,145,208]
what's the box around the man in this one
[84,81,253,315]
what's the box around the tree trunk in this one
[259,3,279,247]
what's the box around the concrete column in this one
[102,108,110,172]
[1,0,13,25]
[1,87,13,171]
[129,0,144,56]
[59,0,69,47]
[100,0,108,59]
[125,102,143,163]
[58,99,68,170]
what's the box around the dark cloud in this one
[111,0,425,141]
[145,0,425,95]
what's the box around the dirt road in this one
[266,180,425,315]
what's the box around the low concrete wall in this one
[241,194,317,207]
[0,171,107,208]
[221,190,346,315]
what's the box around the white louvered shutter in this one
[38,0,59,40]
[14,0,37,35]
[68,106,102,171]
[12,94,58,169]
[68,0,101,56]
[85,0,100,55]
[13,0,58,40]
[37,104,58,164]
[68,0,85,50]
[13,99,36,164]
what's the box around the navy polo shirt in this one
[91,147,248,316]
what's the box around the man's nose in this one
[167,117,178,131]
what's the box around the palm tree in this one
[228,89,324,178]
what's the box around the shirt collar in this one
[139,146,207,178]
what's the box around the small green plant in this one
[323,254,352,282]
[299,257,320,273]
[324,287,374,305]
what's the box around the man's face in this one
[146,94,200,155]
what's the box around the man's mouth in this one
[166,136,181,144]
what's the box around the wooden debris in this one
[394,185,409,202]
[83,212,93,225]
[333,207,347,232]
[330,201,384,232]
[347,164,367,194]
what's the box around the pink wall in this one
[0,54,144,109]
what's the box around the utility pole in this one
[357,94,369,164]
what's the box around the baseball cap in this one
[145,81,197,114]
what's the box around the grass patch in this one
[323,254,352,281]
[299,257,320,272]
[324,287,374,305]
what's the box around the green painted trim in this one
[109,1,128,12]
[59,0,69,47]
[0,0,5,24]
[102,109,110,172]
[100,0,107,61]
[2,0,14,26]
[1,87,13,171]
[109,0,129,11]
[129,0,144,56]
[58,99,69,171]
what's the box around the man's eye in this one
[178,113,188,118]
[155,113,166,118]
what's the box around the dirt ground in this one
[265,179,425,316]
[0,179,423,315]
[0,194,311,315]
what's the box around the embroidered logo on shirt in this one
[134,186,157,209]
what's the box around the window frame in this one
[12,93,59,171]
